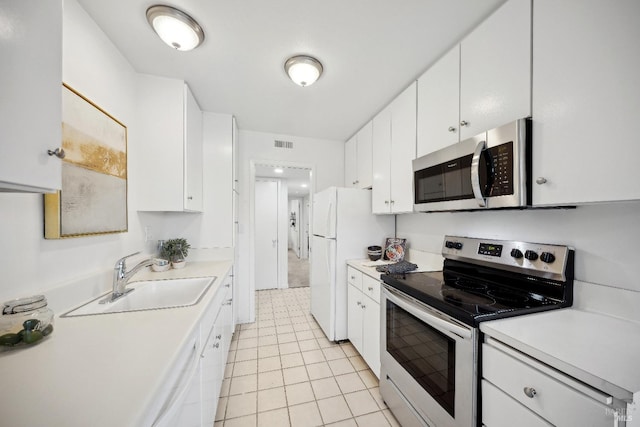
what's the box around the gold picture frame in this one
[44,84,128,239]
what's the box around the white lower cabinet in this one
[482,339,621,427]
[152,273,234,427]
[347,267,381,378]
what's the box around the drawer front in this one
[362,274,381,304]
[347,266,363,291]
[482,380,552,427]
[483,343,616,426]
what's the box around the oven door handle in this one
[382,284,472,340]
[471,139,487,207]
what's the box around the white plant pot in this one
[171,260,186,269]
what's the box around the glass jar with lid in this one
[0,295,54,349]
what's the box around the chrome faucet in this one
[101,252,155,304]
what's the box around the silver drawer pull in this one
[213,342,220,349]
[368,286,373,291]
[523,387,537,398]
[350,276,356,280]
[216,334,222,340]
[356,301,361,306]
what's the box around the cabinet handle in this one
[216,334,222,340]
[536,177,547,185]
[225,283,231,288]
[448,126,457,133]
[384,201,389,205]
[368,286,373,291]
[390,200,395,204]
[356,301,361,306]
[460,120,469,127]
[213,342,220,349]
[361,304,366,309]
[523,387,537,398]
[224,299,233,305]
[350,275,356,280]
[187,196,193,200]
[47,148,66,159]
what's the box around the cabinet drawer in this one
[482,380,552,427]
[347,267,363,291]
[362,275,381,304]
[483,343,616,426]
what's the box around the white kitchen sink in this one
[62,277,215,317]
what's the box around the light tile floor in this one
[215,287,401,427]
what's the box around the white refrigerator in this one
[310,187,395,341]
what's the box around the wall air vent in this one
[274,140,294,149]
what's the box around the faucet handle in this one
[115,251,141,269]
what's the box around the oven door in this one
[380,284,477,427]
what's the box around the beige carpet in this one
[288,249,310,288]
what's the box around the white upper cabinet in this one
[532,0,640,205]
[417,0,531,158]
[137,75,203,212]
[459,0,532,139]
[345,135,358,188]
[0,0,62,193]
[372,83,417,214]
[344,122,373,189]
[417,45,461,158]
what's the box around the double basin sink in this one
[63,277,215,317]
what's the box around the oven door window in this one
[386,300,456,416]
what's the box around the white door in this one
[255,180,279,290]
[310,235,336,340]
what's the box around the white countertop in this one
[0,260,232,427]
[480,308,640,400]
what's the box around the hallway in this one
[215,287,399,427]
[288,249,310,288]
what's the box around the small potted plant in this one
[162,238,191,269]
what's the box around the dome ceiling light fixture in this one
[284,55,323,87]
[146,5,204,51]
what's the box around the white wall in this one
[237,130,345,323]
[0,0,141,303]
[397,201,640,293]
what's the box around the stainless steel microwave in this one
[413,118,531,212]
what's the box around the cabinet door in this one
[417,45,460,157]
[460,0,531,139]
[184,85,203,212]
[532,0,640,205]
[0,0,62,193]
[372,106,392,214]
[389,82,417,213]
[347,284,364,354]
[362,297,381,379]
[345,135,358,188]
[356,121,373,189]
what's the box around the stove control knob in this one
[540,252,556,264]
[510,248,523,259]
[524,250,539,261]
[453,242,463,250]
[445,241,454,249]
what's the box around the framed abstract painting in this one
[44,84,128,238]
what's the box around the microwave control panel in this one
[486,141,514,197]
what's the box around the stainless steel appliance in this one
[413,118,531,212]
[379,236,574,427]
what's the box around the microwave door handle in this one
[471,139,487,207]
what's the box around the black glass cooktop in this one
[381,260,572,327]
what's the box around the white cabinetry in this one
[459,0,531,139]
[417,45,461,157]
[154,273,234,427]
[532,0,640,205]
[347,267,381,377]
[137,74,203,212]
[372,82,417,214]
[482,339,621,427]
[345,122,373,189]
[0,0,62,193]
[416,0,531,157]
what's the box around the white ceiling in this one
[255,164,311,198]
[76,0,506,141]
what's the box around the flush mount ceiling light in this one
[274,168,284,174]
[146,5,204,51]
[284,55,323,87]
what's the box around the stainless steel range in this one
[379,236,574,427]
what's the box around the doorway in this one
[253,163,312,290]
